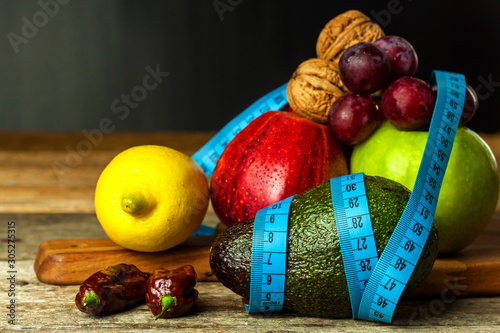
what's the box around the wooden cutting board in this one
[34,234,219,284]
[34,213,500,298]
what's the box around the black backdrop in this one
[1,0,499,133]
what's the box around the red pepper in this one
[75,263,150,316]
[145,265,198,319]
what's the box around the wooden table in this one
[1,130,500,332]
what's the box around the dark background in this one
[1,0,499,133]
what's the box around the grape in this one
[339,42,390,95]
[327,92,383,145]
[460,84,479,125]
[381,76,435,130]
[432,83,479,126]
[374,35,418,81]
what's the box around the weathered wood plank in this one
[0,131,215,152]
[0,187,96,213]
[0,213,220,260]
[0,133,217,213]
[0,150,116,166]
[0,131,498,214]
[2,260,500,331]
[0,188,216,214]
[2,212,500,303]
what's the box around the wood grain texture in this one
[33,214,500,300]
[0,131,497,214]
[0,131,214,213]
[407,212,500,298]
[0,131,216,151]
[3,260,500,331]
[34,237,218,284]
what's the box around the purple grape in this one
[339,42,391,95]
[327,92,384,145]
[381,76,435,130]
[432,83,479,126]
[374,35,418,81]
[460,84,479,125]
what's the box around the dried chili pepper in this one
[145,265,198,319]
[75,263,150,316]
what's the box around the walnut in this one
[286,58,346,124]
[316,9,385,65]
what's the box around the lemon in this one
[95,145,209,252]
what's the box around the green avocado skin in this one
[209,175,438,318]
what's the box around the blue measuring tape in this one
[245,195,295,313]
[191,83,288,177]
[244,70,466,322]
[330,172,378,318]
[357,70,465,323]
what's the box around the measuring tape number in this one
[192,83,288,177]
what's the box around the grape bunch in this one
[327,35,479,145]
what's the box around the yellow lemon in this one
[95,145,209,252]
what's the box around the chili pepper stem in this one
[83,292,100,309]
[121,192,151,215]
[154,295,176,320]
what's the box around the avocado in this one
[209,175,438,318]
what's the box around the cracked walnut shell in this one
[316,9,385,65]
[286,58,346,124]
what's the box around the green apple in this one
[351,121,499,254]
